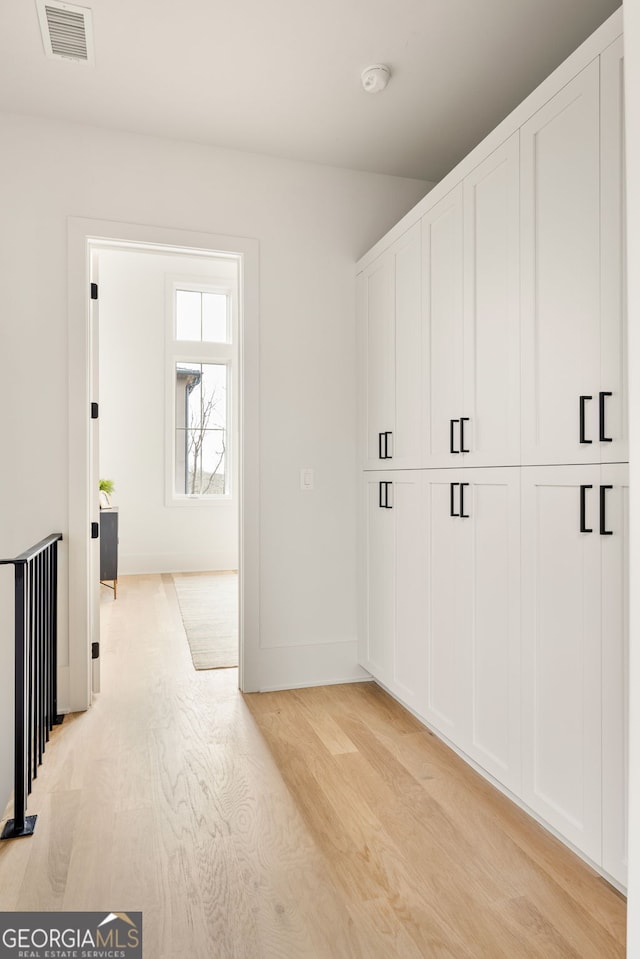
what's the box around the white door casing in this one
[68,219,260,709]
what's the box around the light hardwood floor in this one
[0,574,626,958]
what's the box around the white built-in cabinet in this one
[357,13,627,888]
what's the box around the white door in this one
[457,468,521,793]
[521,465,602,862]
[422,185,464,467]
[90,254,101,694]
[601,463,628,885]
[600,37,627,465]
[463,135,520,467]
[520,62,601,466]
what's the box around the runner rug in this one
[171,571,238,669]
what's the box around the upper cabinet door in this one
[521,61,601,466]
[360,223,422,470]
[600,37,627,464]
[463,134,520,467]
[422,185,464,466]
[361,253,395,467]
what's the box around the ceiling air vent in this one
[36,0,95,64]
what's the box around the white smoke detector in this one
[361,64,391,94]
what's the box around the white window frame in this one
[165,272,239,507]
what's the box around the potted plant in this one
[99,478,115,508]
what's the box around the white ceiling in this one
[0,0,622,181]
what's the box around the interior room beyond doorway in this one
[97,244,240,670]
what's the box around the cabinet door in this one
[601,463,628,885]
[521,465,602,862]
[361,472,426,711]
[361,256,395,468]
[422,186,464,466]
[393,224,423,468]
[600,38,627,464]
[463,135,520,467]
[521,62,601,466]
[362,473,395,684]
[423,471,466,743]
[361,225,422,470]
[457,469,521,793]
[391,472,427,713]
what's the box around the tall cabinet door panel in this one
[362,258,395,468]
[392,474,428,714]
[463,135,521,467]
[601,463,628,885]
[363,473,395,684]
[361,224,422,470]
[424,472,465,743]
[361,471,427,712]
[521,62,601,466]
[393,225,423,468]
[600,37,627,464]
[422,186,464,466]
[521,465,602,862]
[458,469,521,792]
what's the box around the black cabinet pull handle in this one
[599,392,613,443]
[450,483,459,517]
[579,396,593,444]
[384,431,393,459]
[580,485,593,533]
[460,482,470,518]
[600,485,613,535]
[379,481,385,508]
[378,433,384,459]
[460,418,470,453]
[384,481,393,509]
[450,419,460,454]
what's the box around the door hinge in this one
[90,282,98,300]
[92,641,100,660]
[91,402,99,419]
[91,522,99,539]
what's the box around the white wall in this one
[623,1,639,952]
[98,248,238,574]
[0,110,431,810]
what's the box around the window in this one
[167,274,238,503]
[176,289,229,343]
[175,362,228,495]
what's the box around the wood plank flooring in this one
[0,573,626,958]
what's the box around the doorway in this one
[96,244,240,679]
[67,219,261,711]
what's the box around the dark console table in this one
[100,506,118,599]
